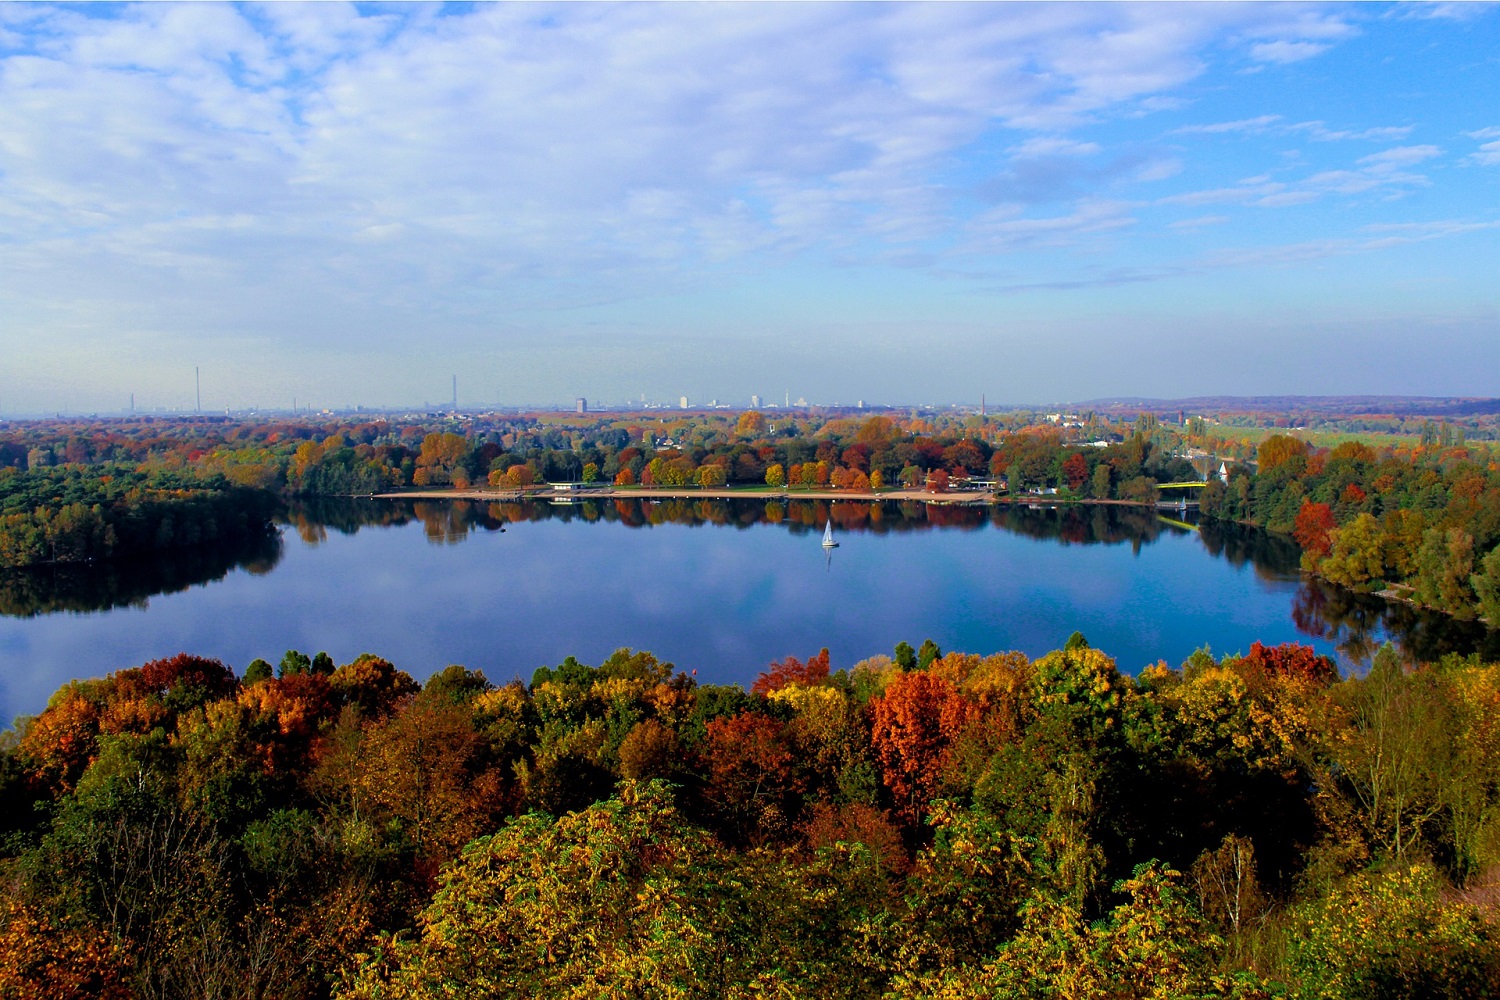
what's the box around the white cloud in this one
[1161,144,1442,208]
[1290,121,1415,142]
[1169,214,1230,229]
[1469,142,1500,167]
[1464,128,1500,166]
[1208,217,1500,267]
[1172,114,1282,135]
[1357,145,1442,168]
[1248,40,1332,64]
[961,199,1136,253]
[15,1,1472,408]
[6,1,1323,313]
[1010,137,1102,158]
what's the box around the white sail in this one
[822,519,838,548]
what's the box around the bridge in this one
[1154,479,1208,515]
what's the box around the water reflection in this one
[1,497,1494,665]
[0,530,282,618]
[1292,577,1500,666]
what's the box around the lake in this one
[2,497,1495,723]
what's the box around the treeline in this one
[0,466,280,569]
[5,638,1500,997]
[1202,435,1500,622]
[0,411,1197,498]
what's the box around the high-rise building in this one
[751,394,761,408]
[680,396,690,409]
[576,397,587,414]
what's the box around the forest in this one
[4,636,1500,998]
[1201,434,1500,622]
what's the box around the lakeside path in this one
[373,486,986,503]
[369,486,1148,505]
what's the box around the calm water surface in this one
[1,498,1494,722]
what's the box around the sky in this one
[0,2,1497,413]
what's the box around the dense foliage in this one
[0,466,279,569]
[5,638,1500,998]
[1200,435,1500,622]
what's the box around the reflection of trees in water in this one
[285,498,418,545]
[339,497,1195,545]
[0,530,283,618]
[1292,577,1500,667]
[1197,521,1303,582]
[32,497,1492,662]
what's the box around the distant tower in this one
[785,390,790,407]
[130,393,135,414]
[751,394,761,408]
[195,367,201,412]
[452,375,458,410]
[981,394,986,417]
[576,397,587,414]
[679,395,689,409]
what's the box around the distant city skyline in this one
[2,3,1497,413]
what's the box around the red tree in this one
[1062,453,1089,491]
[751,648,831,695]
[1239,641,1338,687]
[1293,501,1337,560]
[870,672,978,824]
[700,712,798,843]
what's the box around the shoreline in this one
[367,486,1149,506]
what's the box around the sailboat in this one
[821,519,839,549]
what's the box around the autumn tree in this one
[0,898,131,1000]
[870,671,978,825]
[751,648,831,695]
[1062,452,1089,491]
[352,697,502,863]
[699,712,798,844]
[1257,434,1308,473]
[736,410,767,436]
[1293,501,1337,566]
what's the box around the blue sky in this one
[0,2,1496,412]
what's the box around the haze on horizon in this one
[1,2,1497,414]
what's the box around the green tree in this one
[1415,527,1476,616]
[1472,545,1500,622]
[1283,863,1500,1000]
[1320,512,1386,589]
[279,649,312,677]
[1090,462,1112,499]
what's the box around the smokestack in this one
[196,367,201,413]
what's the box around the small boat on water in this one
[821,519,839,549]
